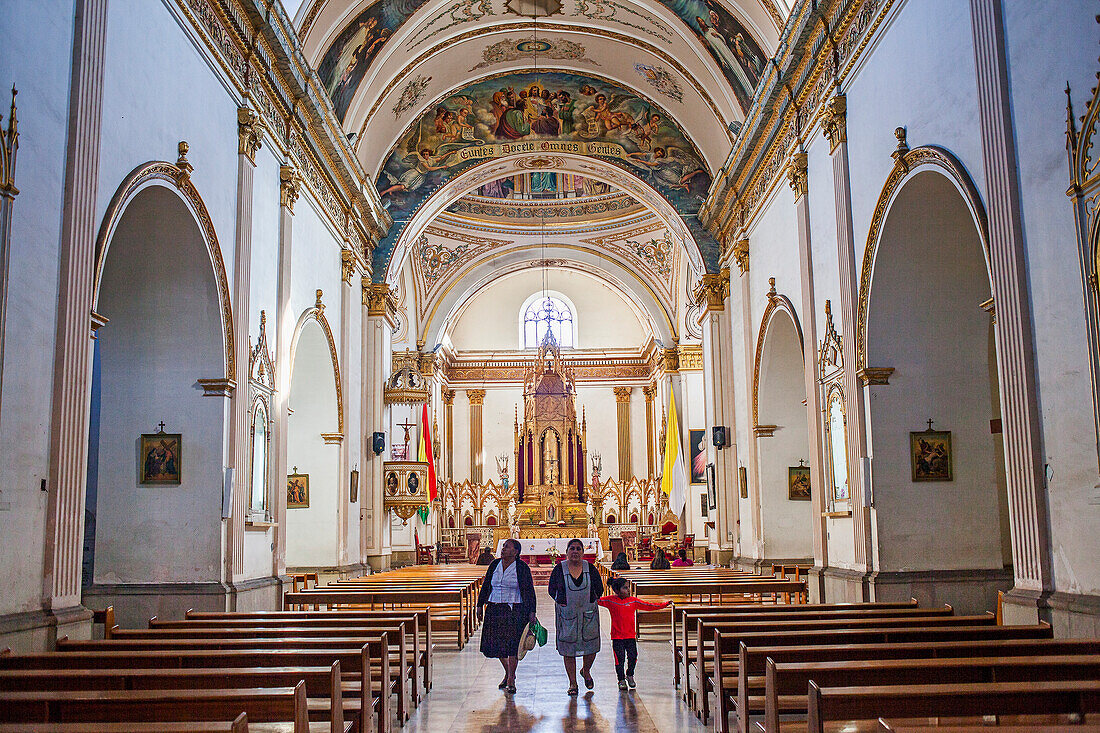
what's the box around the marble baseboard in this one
[83,577,282,628]
[0,606,93,653]
[866,567,1013,615]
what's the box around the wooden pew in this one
[110,621,414,719]
[806,679,1100,733]
[704,620,1056,726]
[0,713,248,732]
[877,720,1100,733]
[760,654,1100,733]
[0,682,324,733]
[42,638,390,733]
[284,590,469,650]
[694,613,991,724]
[708,623,1054,732]
[735,637,1100,733]
[170,610,431,695]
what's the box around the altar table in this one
[500,537,604,563]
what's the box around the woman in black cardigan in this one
[476,538,537,694]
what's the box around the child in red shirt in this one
[597,577,671,689]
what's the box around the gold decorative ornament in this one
[363,281,398,323]
[466,388,486,406]
[382,461,430,521]
[341,248,357,284]
[280,164,301,212]
[754,424,778,438]
[692,270,730,312]
[613,386,633,402]
[821,93,847,152]
[787,151,808,198]
[678,345,704,371]
[733,238,750,274]
[891,127,910,172]
[385,349,431,405]
[662,347,680,373]
[237,106,263,164]
[856,367,894,385]
[175,141,193,185]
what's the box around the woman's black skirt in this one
[480,602,527,659]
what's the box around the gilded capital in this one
[662,347,680,373]
[466,389,486,405]
[613,386,633,402]
[732,238,750,275]
[341,248,357,285]
[280,164,301,212]
[692,270,730,313]
[822,93,847,153]
[237,106,263,164]
[442,389,455,406]
[642,384,657,400]
[362,280,397,320]
[787,151,808,199]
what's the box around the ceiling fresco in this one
[312,0,769,123]
[373,69,714,277]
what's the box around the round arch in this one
[383,152,709,284]
[93,157,234,381]
[289,290,344,436]
[856,146,991,372]
[751,282,804,430]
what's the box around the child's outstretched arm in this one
[632,598,671,610]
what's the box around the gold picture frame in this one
[909,429,953,482]
[788,465,811,500]
[287,472,310,508]
[139,432,182,485]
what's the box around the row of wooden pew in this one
[0,565,483,732]
[662,594,1100,732]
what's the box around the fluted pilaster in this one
[614,386,633,481]
[467,389,486,484]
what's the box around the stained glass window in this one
[523,295,574,348]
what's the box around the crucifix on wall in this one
[396,419,416,460]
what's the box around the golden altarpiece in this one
[512,330,590,538]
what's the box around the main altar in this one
[512,330,591,539]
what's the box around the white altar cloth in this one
[500,537,604,558]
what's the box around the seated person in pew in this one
[610,552,630,570]
[671,549,694,567]
[649,548,671,570]
[475,548,494,566]
[598,578,671,690]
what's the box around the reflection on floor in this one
[403,592,708,732]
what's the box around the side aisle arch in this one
[289,289,344,436]
[856,145,991,373]
[93,148,235,382]
[752,278,804,430]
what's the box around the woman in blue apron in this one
[547,537,605,695]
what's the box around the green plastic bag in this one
[531,619,548,647]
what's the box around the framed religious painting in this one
[287,471,310,508]
[705,462,717,510]
[738,466,748,498]
[788,464,811,500]
[689,428,707,484]
[139,431,182,485]
[910,429,953,482]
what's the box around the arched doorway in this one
[85,184,226,616]
[864,169,1010,607]
[285,318,342,570]
[755,308,813,562]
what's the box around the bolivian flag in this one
[417,402,437,523]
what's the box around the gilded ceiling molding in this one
[237,106,264,164]
[291,289,344,435]
[92,153,235,382]
[354,23,733,152]
[702,0,895,238]
[751,277,804,430]
[855,144,990,373]
[171,0,386,252]
[298,0,326,37]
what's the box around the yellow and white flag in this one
[661,390,688,517]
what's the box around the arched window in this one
[522,294,575,348]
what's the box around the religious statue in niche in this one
[139,424,181,485]
[287,470,310,509]
[543,429,560,484]
[910,422,953,482]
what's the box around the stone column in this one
[825,90,875,583]
[788,150,828,600]
[442,389,455,481]
[42,0,108,633]
[970,0,1053,622]
[272,163,300,579]
[227,106,262,585]
[643,385,656,478]
[467,389,486,484]
[695,270,739,561]
[614,386,633,481]
[362,282,395,569]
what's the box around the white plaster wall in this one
[448,268,647,351]
[94,186,225,584]
[483,386,523,482]
[1003,1,1100,596]
[453,394,472,481]
[0,0,75,616]
[729,270,756,551]
[630,392,649,479]
[580,387,620,483]
[286,321,341,568]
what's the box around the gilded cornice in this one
[442,351,656,385]
[678,344,703,371]
[169,0,388,261]
[702,0,894,242]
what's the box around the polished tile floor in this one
[404,594,708,732]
